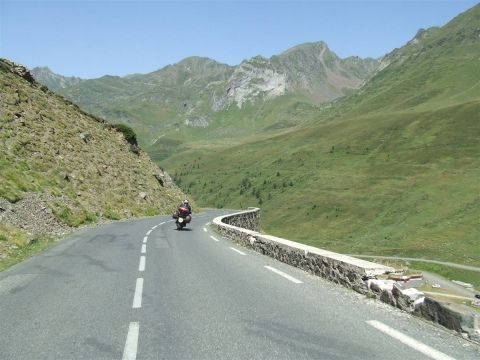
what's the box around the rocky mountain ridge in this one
[31,42,379,144]
[30,66,84,92]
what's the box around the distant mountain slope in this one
[30,66,84,92]
[336,4,480,115]
[162,4,480,268]
[31,43,379,147]
[0,59,185,246]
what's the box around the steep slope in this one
[162,4,480,268]
[32,43,378,148]
[0,59,186,251]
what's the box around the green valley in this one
[162,4,480,270]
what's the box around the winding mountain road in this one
[0,210,478,360]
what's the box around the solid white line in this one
[143,236,148,243]
[138,256,146,272]
[132,278,143,309]
[203,227,207,232]
[229,247,246,256]
[122,322,139,360]
[146,230,152,236]
[141,244,146,254]
[264,266,303,283]
[366,320,456,360]
[210,235,219,242]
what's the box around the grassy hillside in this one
[0,59,186,268]
[164,100,480,266]
[162,4,480,268]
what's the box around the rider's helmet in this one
[183,199,189,205]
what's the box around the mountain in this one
[161,4,480,274]
[217,42,379,108]
[30,66,84,92]
[0,59,186,255]
[31,43,379,148]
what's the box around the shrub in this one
[112,123,138,145]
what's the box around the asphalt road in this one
[0,210,479,360]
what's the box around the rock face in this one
[223,57,287,109]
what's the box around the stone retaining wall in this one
[212,208,480,342]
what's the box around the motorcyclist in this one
[181,199,192,214]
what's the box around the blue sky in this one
[1,1,477,78]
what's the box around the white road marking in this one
[264,266,303,283]
[132,278,143,309]
[122,322,139,360]
[151,225,157,230]
[366,320,456,360]
[203,227,207,232]
[138,256,146,272]
[210,235,219,242]
[141,244,146,254]
[146,230,152,236]
[229,247,246,256]
[143,236,148,243]
[160,222,165,225]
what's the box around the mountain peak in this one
[280,41,329,56]
[31,66,53,73]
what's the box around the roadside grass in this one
[0,223,56,271]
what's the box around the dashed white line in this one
[366,320,456,360]
[132,278,144,309]
[143,236,148,243]
[122,322,139,360]
[138,256,146,272]
[146,230,152,236]
[203,227,207,232]
[264,266,303,283]
[151,225,157,230]
[160,221,165,225]
[210,235,219,242]
[141,244,146,254]
[229,247,246,256]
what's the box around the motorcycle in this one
[173,206,192,230]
